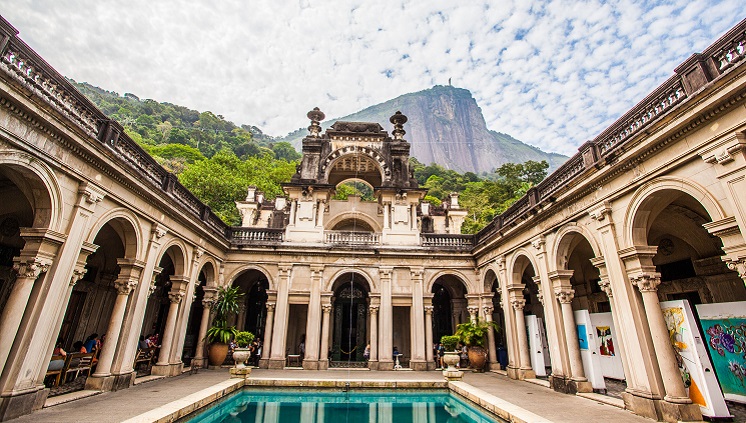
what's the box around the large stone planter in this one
[232,347,251,369]
[442,351,463,381]
[208,343,229,367]
[468,346,487,372]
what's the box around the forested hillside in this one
[75,81,547,232]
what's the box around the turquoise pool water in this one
[182,388,502,423]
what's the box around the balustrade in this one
[230,228,284,244]
[325,231,380,245]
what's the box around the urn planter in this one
[232,347,251,369]
[442,351,463,381]
[467,345,488,372]
[208,343,230,367]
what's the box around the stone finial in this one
[307,107,325,137]
[390,111,407,140]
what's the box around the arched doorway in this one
[431,274,468,344]
[182,269,207,365]
[232,269,270,340]
[485,269,508,369]
[331,273,369,363]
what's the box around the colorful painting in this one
[596,326,615,356]
[701,318,746,400]
[577,324,588,350]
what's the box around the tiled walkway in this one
[9,368,745,422]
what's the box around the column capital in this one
[78,182,106,209]
[151,223,168,240]
[536,290,545,305]
[278,264,293,277]
[496,255,506,269]
[530,236,546,252]
[726,258,746,280]
[369,305,380,314]
[266,301,276,312]
[697,131,746,166]
[467,305,479,316]
[424,305,434,315]
[310,264,324,276]
[114,279,138,295]
[410,267,424,279]
[555,289,575,304]
[482,305,494,315]
[589,201,612,221]
[597,277,613,298]
[70,267,87,287]
[510,298,526,310]
[379,267,393,278]
[321,303,332,313]
[13,256,52,279]
[201,297,216,309]
[168,291,185,303]
[630,274,661,292]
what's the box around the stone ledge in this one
[43,390,101,408]
[246,377,448,389]
[524,378,551,388]
[577,392,626,409]
[448,381,552,423]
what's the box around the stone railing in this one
[0,17,230,240]
[230,228,284,245]
[475,18,746,245]
[421,234,474,249]
[325,231,380,245]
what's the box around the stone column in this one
[193,287,217,368]
[269,265,292,369]
[0,255,52,373]
[87,276,138,390]
[152,289,185,375]
[383,202,390,229]
[511,297,535,379]
[483,305,498,367]
[319,302,332,369]
[631,275,691,403]
[368,304,379,369]
[304,265,324,370]
[555,289,592,393]
[379,267,394,370]
[410,268,427,370]
[467,305,479,323]
[424,305,434,370]
[259,302,276,368]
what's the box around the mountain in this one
[279,85,567,173]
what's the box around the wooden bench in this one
[62,351,96,384]
[133,347,158,372]
[45,354,66,387]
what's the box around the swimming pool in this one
[181,388,503,422]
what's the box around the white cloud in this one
[2,0,742,156]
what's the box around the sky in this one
[2,1,742,156]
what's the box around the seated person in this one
[138,335,149,350]
[53,338,67,357]
[83,333,99,353]
[48,339,66,372]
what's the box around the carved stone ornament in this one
[81,185,105,205]
[424,305,434,315]
[531,237,545,251]
[321,303,332,313]
[597,277,613,297]
[307,107,325,137]
[13,257,52,279]
[467,306,479,316]
[536,290,545,305]
[70,268,87,287]
[153,226,168,239]
[589,202,611,221]
[115,279,138,295]
[168,291,185,303]
[482,305,494,315]
[369,305,380,314]
[390,111,408,140]
[201,297,217,309]
[266,302,277,312]
[555,289,575,304]
[631,274,661,292]
[510,298,526,310]
[726,259,746,280]
[411,268,424,279]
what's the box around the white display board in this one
[574,310,606,390]
[661,300,731,418]
[696,301,746,405]
[589,312,625,380]
[526,315,548,377]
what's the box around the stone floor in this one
[12,368,746,422]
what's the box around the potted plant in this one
[206,286,244,366]
[232,331,255,369]
[440,335,462,380]
[455,318,499,372]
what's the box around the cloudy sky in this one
[3,1,742,155]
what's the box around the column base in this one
[570,379,593,394]
[268,358,285,369]
[85,373,115,391]
[0,387,46,421]
[169,362,183,376]
[506,365,521,379]
[318,360,329,370]
[378,359,394,371]
[410,360,428,371]
[427,362,437,371]
[302,359,320,370]
[110,371,136,391]
[366,360,378,370]
[656,400,702,423]
[519,367,536,380]
[549,375,569,393]
[621,391,661,421]
[258,358,270,369]
[150,364,171,376]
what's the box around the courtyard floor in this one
[10,367,746,422]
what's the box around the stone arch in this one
[196,258,218,288]
[157,238,189,277]
[509,249,539,286]
[0,149,63,231]
[483,266,500,293]
[624,177,725,248]
[552,223,603,271]
[325,211,382,232]
[325,268,375,293]
[426,269,474,295]
[85,208,143,260]
[322,146,389,187]
[226,264,276,291]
